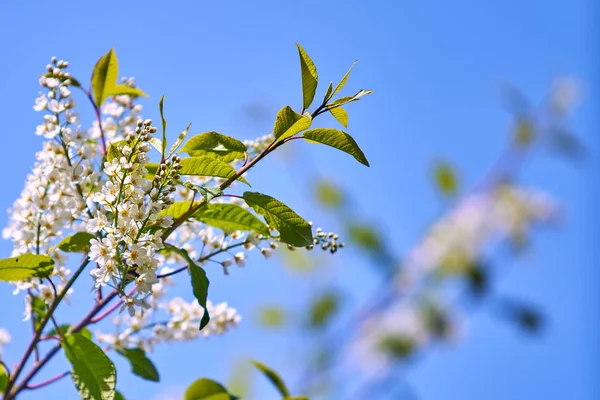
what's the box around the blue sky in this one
[0,1,597,399]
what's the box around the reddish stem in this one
[25,371,69,390]
[90,287,135,323]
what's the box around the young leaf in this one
[194,203,270,236]
[324,81,333,102]
[332,60,357,96]
[117,348,159,382]
[57,232,96,253]
[0,254,54,281]
[243,192,312,247]
[251,360,291,397]
[328,89,373,108]
[302,128,369,166]
[169,122,193,156]
[273,106,312,141]
[328,106,348,128]
[105,84,147,99]
[190,262,211,330]
[159,96,167,159]
[184,378,232,400]
[178,157,249,185]
[296,43,318,111]
[61,333,117,400]
[91,49,119,107]
[181,132,246,162]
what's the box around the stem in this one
[161,138,286,241]
[25,371,70,390]
[4,257,90,398]
[10,288,119,397]
[9,105,315,397]
[90,287,135,323]
[85,90,107,156]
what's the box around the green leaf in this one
[57,232,96,253]
[183,182,223,202]
[178,157,249,185]
[105,84,147,98]
[91,49,119,106]
[148,138,163,154]
[159,96,167,159]
[184,378,232,400]
[243,192,312,247]
[189,260,211,330]
[61,333,116,400]
[273,106,312,141]
[332,60,357,96]
[328,89,373,108]
[328,106,348,128]
[181,132,246,163]
[0,363,8,393]
[296,43,318,111]
[194,203,270,236]
[433,161,459,197]
[0,254,54,281]
[169,122,193,156]
[158,201,199,220]
[302,128,369,167]
[107,140,127,162]
[115,390,126,400]
[251,360,290,397]
[48,325,92,339]
[117,348,159,382]
[144,162,160,180]
[31,296,47,331]
[324,81,333,102]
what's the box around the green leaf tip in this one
[296,43,318,112]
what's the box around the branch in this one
[4,256,90,398]
[25,371,70,390]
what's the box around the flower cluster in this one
[88,119,180,308]
[3,58,99,301]
[4,55,349,373]
[96,296,240,352]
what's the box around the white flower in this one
[90,259,118,288]
[234,252,246,267]
[87,211,108,233]
[33,93,47,111]
[260,247,273,259]
[89,237,116,266]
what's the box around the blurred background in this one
[0,1,597,399]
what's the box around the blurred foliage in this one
[378,335,415,361]
[314,181,345,209]
[258,305,287,328]
[432,160,459,198]
[307,291,342,329]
